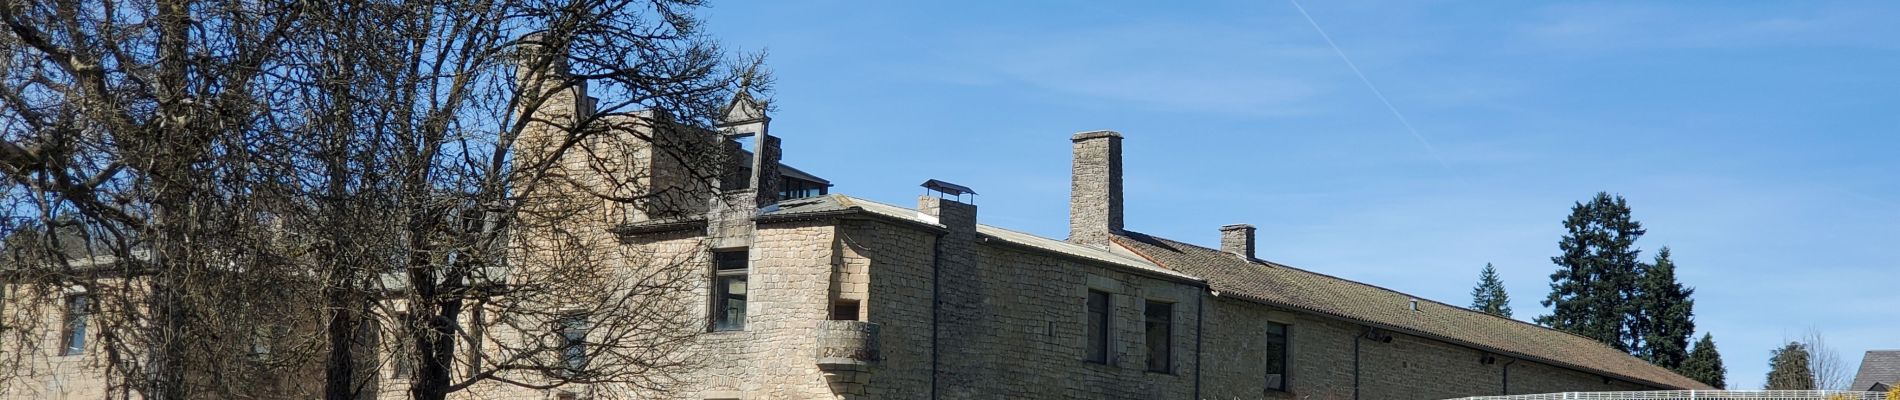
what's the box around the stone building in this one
[1,60,1711,400]
[492,61,1710,397]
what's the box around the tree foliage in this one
[1678,333,1727,389]
[1539,192,1646,352]
[1635,247,1695,369]
[1766,342,1817,390]
[1469,263,1512,318]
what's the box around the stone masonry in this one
[0,56,1711,400]
[1069,130,1124,248]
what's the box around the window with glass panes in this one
[1085,290,1111,364]
[60,294,89,356]
[712,249,749,331]
[558,314,588,371]
[1266,321,1290,391]
[1144,301,1172,373]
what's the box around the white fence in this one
[1449,390,1890,400]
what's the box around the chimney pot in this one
[1220,224,1256,259]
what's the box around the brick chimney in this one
[1220,224,1256,259]
[1069,130,1124,248]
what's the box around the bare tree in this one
[2,0,757,399]
[0,0,325,397]
[1800,329,1850,390]
[295,0,757,398]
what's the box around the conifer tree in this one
[1679,333,1727,389]
[1636,247,1696,369]
[1765,342,1816,389]
[1470,263,1513,317]
[1539,192,1646,352]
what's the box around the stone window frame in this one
[391,311,414,379]
[1141,299,1174,374]
[708,247,750,332]
[555,311,591,374]
[1084,289,1113,365]
[58,291,91,357]
[1264,318,1293,392]
[1079,274,1123,366]
[1138,286,1190,375]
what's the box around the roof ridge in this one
[1122,230,1638,353]
[826,195,1198,283]
[1115,230,1703,389]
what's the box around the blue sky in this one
[698,0,1899,389]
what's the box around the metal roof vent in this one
[921,179,976,204]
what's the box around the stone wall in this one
[840,218,937,399]
[960,242,1202,399]
[1201,297,1656,400]
[834,197,1205,400]
[0,205,1681,400]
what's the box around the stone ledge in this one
[1072,130,1123,141]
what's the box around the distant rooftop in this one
[1851,350,1900,391]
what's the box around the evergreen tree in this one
[1636,247,1695,369]
[1470,263,1513,317]
[1539,192,1646,352]
[1765,342,1816,389]
[1679,333,1727,389]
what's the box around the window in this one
[721,165,753,191]
[829,300,860,321]
[467,307,486,374]
[392,313,413,379]
[1085,290,1111,364]
[1266,321,1290,391]
[557,314,588,372]
[711,249,748,331]
[251,324,284,358]
[1144,301,1172,373]
[779,177,828,200]
[60,294,89,356]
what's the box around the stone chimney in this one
[920,195,976,236]
[917,185,987,397]
[1220,224,1256,259]
[512,32,582,119]
[1069,130,1124,248]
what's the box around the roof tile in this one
[1113,231,1711,390]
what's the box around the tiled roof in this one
[1112,231,1712,390]
[976,224,1200,284]
[1852,350,1900,391]
[761,195,1197,283]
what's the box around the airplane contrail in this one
[1289,0,1451,172]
